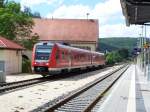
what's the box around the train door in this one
[68,49,72,68]
[55,49,60,67]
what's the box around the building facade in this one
[32,18,99,51]
[0,37,24,75]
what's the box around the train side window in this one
[62,51,65,60]
[65,52,67,60]
[56,50,59,60]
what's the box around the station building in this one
[32,18,99,51]
[0,36,24,75]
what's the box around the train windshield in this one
[35,45,52,60]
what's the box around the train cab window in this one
[35,45,52,60]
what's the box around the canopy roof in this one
[121,0,150,26]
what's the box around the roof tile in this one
[32,18,99,42]
[0,36,24,50]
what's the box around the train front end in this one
[32,42,53,75]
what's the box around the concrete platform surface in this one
[97,64,150,112]
[6,73,42,83]
[0,66,121,112]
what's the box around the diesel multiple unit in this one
[32,42,105,76]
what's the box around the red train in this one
[32,42,105,76]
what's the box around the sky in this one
[11,0,146,38]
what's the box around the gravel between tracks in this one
[0,66,121,112]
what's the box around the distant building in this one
[32,18,99,51]
[0,36,24,75]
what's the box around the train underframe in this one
[33,64,105,77]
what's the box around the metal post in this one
[141,25,144,72]
[139,34,142,69]
[0,71,6,83]
[147,49,150,81]
[144,25,147,76]
[0,61,6,83]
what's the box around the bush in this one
[106,51,123,65]
[22,59,31,73]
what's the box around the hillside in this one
[97,37,137,53]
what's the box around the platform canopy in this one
[121,0,150,26]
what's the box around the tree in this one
[23,6,32,16]
[20,33,39,50]
[0,0,5,8]
[118,48,129,59]
[0,1,33,40]
[106,52,115,65]
[0,1,39,49]
[23,6,41,18]
[113,51,122,62]
[32,12,41,18]
[106,51,123,65]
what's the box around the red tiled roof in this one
[0,36,24,50]
[32,18,99,42]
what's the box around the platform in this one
[6,73,42,83]
[97,64,150,112]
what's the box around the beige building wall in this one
[0,49,22,75]
[23,50,32,60]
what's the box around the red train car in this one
[32,42,105,76]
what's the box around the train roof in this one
[35,42,54,46]
[55,43,104,55]
[35,42,104,55]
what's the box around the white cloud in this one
[100,24,141,37]
[47,0,122,23]
[21,0,60,7]
[46,0,145,37]
[47,5,91,19]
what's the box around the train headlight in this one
[46,63,49,66]
[34,62,37,65]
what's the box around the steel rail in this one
[0,66,112,95]
[83,66,129,112]
[0,77,49,94]
[33,64,129,112]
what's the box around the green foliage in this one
[23,6,41,18]
[106,52,115,65]
[18,33,39,50]
[118,48,129,59]
[105,48,129,65]
[98,37,137,54]
[0,1,33,40]
[0,0,4,8]
[106,51,122,65]
[22,58,31,73]
[0,1,40,50]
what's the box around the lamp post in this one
[86,13,90,20]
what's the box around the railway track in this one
[31,64,129,112]
[0,77,49,94]
[0,65,113,95]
